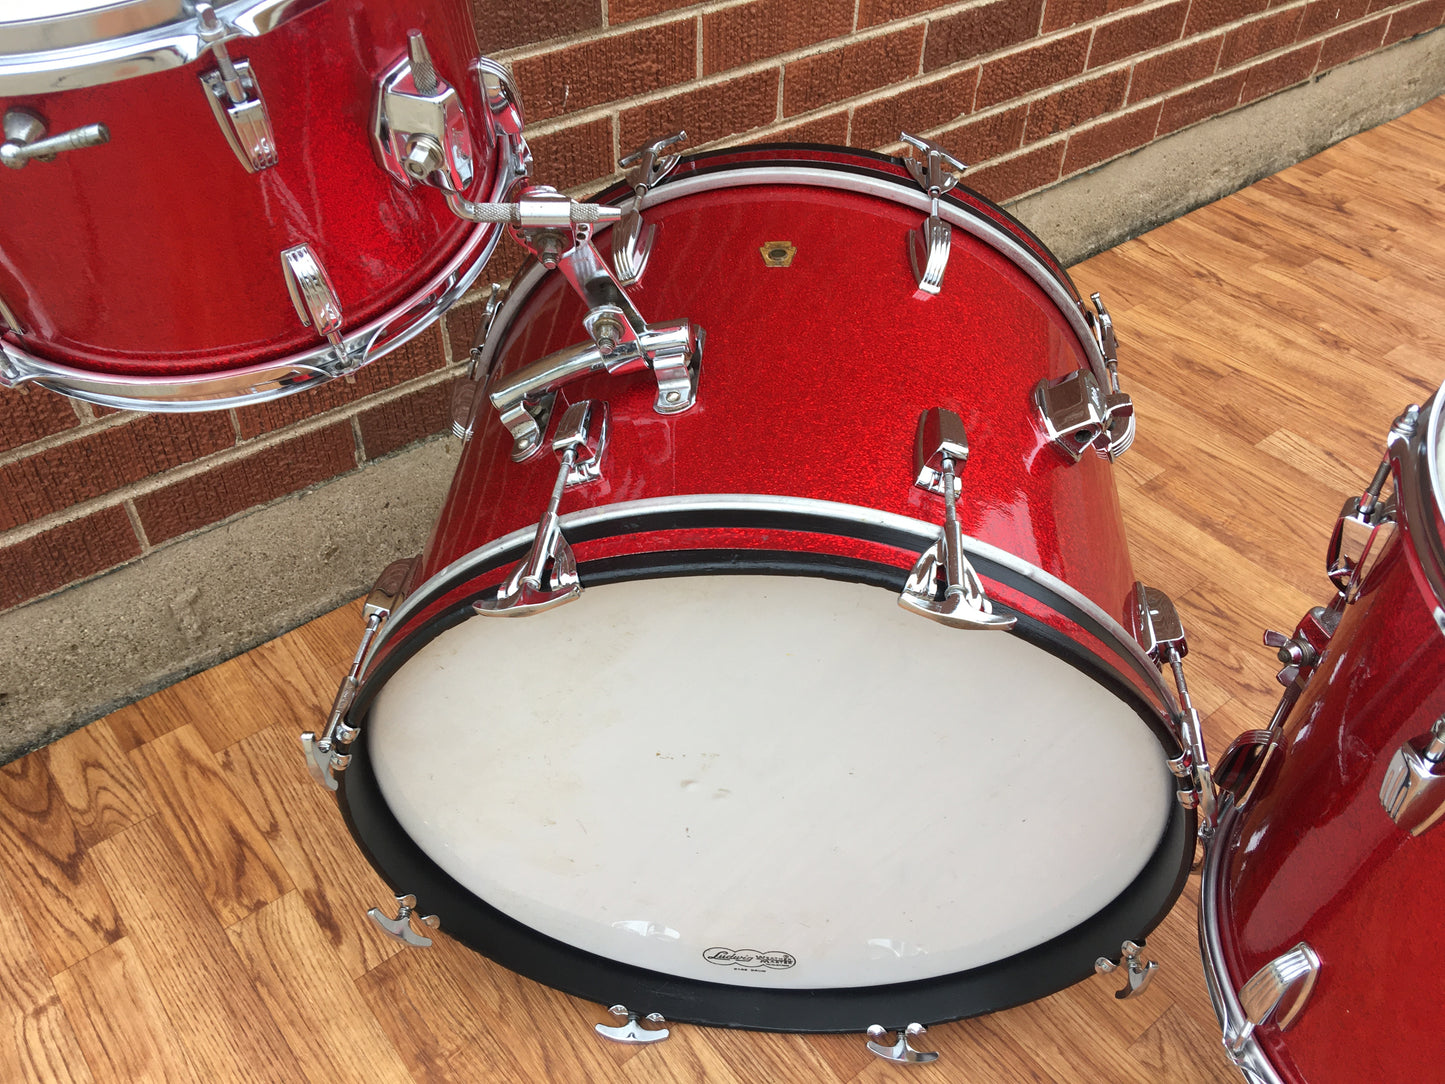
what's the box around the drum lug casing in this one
[1130,583,1218,836]
[613,131,687,285]
[195,4,277,173]
[1226,943,1321,1056]
[1034,369,1134,463]
[300,557,416,789]
[900,132,966,298]
[1380,715,1445,836]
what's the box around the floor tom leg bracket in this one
[866,1023,940,1064]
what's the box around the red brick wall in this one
[2,0,1439,614]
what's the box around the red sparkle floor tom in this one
[1201,388,1445,1083]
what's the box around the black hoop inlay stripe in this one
[375,504,1168,704]
[339,547,1194,1032]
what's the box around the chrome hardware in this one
[1227,943,1320,1055]
[279,245,344,353]
[475,57,525,143]
[1262,604,1340,690]
[1130,583,1217,836]
[367,894,439,948]
[1328,445,1399,600]
[0,93,525,411]
[474,400,606,617]
[613,130,687,285]
[301,557,413,788]
[1380,715,1445,836]
[866,1023,939,1064]
[486,194,702,458]
[373,31,476,194]
[1,108,109,170]
[1035,369,1135,463]
[1215,728,1282,809]
[0,0,328,98]
[0,290,21,334]
[595,1005,670,1045]
[451,379,480,440]
[1081,293,1134,457]
[1095,940,1157,1000]
[196,3,276,172]
[469,282,510,378]
[899,408,1016,630]
[900,132,964,297]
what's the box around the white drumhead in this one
[369,574,1172,989]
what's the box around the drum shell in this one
[1213,468,1445,1083]
[0,0,497,375]
[393,150,1141,682]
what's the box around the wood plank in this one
[0,750,124,975]
[88,816,306,1083]
[44,720,155,848]
[0,865,96,1084]
[52,938,200,1084]
[128,725,292,928]
[216,723,403,979]
[226,892,413,1084]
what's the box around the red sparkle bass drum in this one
[1201,388,1445,1084]
[0,0,526,410]
[311,145,1199,1032]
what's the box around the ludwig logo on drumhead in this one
[703,947,796,970]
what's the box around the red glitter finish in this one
[403,153,1141,658]
[0,0,498,375]
[1212,501,1445,1082]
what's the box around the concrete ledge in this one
[1009,28,1445,265]
[7,32,1445,761]
[0,438,458,762]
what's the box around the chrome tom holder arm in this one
[482,185,703,460]
[1129,583,1217,837]
[301,557,416,790]
[613,130,687,285]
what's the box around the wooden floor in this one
[6,97,1445,1082]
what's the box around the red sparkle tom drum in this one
[1201,388,1445,1084]
[0,0,526,410]
[317,146,1197,1032]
